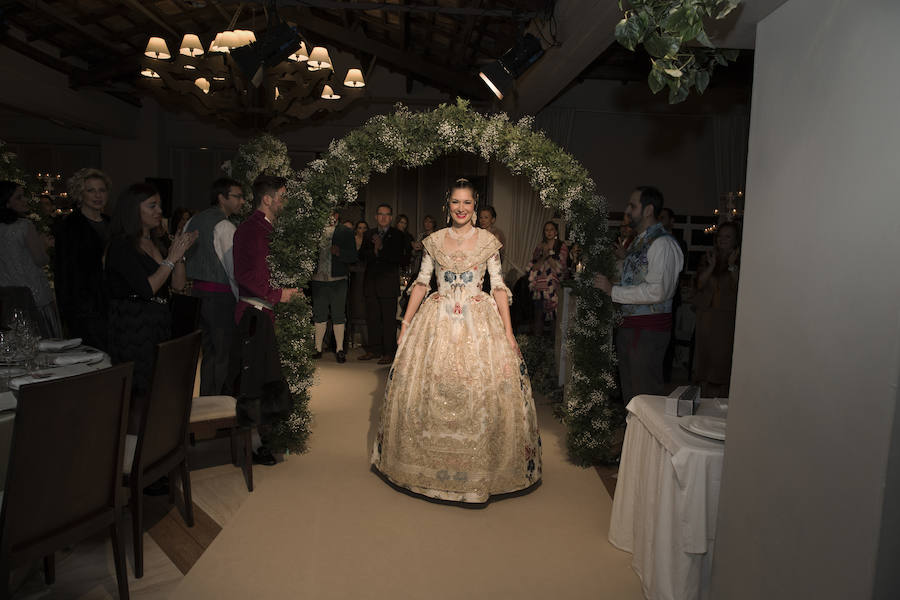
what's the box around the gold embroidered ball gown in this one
[371,227,542,503]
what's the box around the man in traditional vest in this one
[184,177,244,395]
[593,186,684,404]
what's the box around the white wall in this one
[711,1,900,598]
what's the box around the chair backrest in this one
[170,294,201,339]
[133,330,202,475]
[0,363,133,566]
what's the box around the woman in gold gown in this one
[371,179,542,503]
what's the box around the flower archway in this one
[233,100,624,465]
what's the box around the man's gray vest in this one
[185,207,229,284]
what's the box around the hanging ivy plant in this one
[616,0,742,103]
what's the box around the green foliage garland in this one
[237,100,624,464]
[616,0,742,103]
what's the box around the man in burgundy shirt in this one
[231,175,298,465]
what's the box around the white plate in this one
[680,415,727,441]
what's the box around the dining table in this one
[608,394,727,600]
[0,343,111,489]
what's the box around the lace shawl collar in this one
[423,228,502,273]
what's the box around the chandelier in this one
[138,5,365,130]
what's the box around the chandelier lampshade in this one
[343,68,365,87]
[194,77,211,94]
[179,34,204,57]
[140,68,160,78]
[321,84,340,100]
[288,41,309,62]
[145,37,171,59]
[308,46,332,70]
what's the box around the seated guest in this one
[0,181,60,337]
[692,222,741,397]
[55,168,112,348]
[106,183,197,403]
[311,210,358,362]
[184,177,243,395]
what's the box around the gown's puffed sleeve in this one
[487,251,513,305]
[410,248,434,293]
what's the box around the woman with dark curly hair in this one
[105,182,197,400]
[54,168,112,349]
[0,180,60,337]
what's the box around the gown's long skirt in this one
[371,290,542,502]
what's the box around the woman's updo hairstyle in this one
[444,178,479,225]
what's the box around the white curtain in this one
[495,107,577,283]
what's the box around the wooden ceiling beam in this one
[0,32,78,75]
[14,0,127,54]
[119,0,181,37]
[296,9,489,99]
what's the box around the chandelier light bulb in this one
[184,64,197,70]
[194,77,211,94]
[343,68,365,87]
[144,37,171,59]
[179,34,204,57]
[140,68,161,78]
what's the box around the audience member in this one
[477,206,506,253]
[228,175,299,466]
[359,203,409,364]
[106,182,197,403]
[311,210,358,363]
[347,220,369,347]
[410,214,437,278]
[55,168,111,348]
[592,186,683,403]
[184,177,243,395]
[527,221,568,336]
[0,181,60,337]
[170,206,192,236]
[692,221,741,397]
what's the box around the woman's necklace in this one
[446,225,476,241]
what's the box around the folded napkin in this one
[38,338,82,352]
[53,350,104,366]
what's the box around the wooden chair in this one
[189,395,253,492]
[0,364,134,600]
[123,330,201,578]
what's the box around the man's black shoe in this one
[336,350,346,363]
[312,350,323,359]
[253,446,277,466]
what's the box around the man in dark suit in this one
[359,203,409,364]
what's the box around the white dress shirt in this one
[612,232,684,306]
[212,219,238,298]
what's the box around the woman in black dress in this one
[105,183,197,400]
[55,168,112,349]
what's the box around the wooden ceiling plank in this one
[0,33,79,75]
[119,0,181,37]
[15,0,127,54]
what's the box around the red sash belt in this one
[193,280,232,293]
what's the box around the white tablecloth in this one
[608,395,726,600]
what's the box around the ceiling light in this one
[479,33,544,100]
[343,68,365,88]
[179,34,204,57]
[194,77,210,94]
[308,46,332,70]
[145,37,171,59]
[288,41,309,62]
[140,68,160,78]
[184,64,197,70]
[321,84,340,100]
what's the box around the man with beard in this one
[593,186,683,404]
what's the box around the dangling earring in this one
[471,206,478,226]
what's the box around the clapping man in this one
[359,203,409,365]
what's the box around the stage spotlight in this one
[478,33,544,100]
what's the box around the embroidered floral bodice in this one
[415,228,511,308]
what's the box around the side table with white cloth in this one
[0,340,111,488]
[608,395,727,600]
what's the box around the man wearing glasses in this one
[359,203,410,364]
[184,177,244,395]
